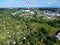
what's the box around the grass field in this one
[0,9,60,45]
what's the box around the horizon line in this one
[0,7,60,8]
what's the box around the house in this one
[30,11,34,15]
[11,13,16,16]
[57,13,60,16]
[23,10,34,16]
[44,16,52,19]
[56,32,60,40]
[44,10,54,15]
[54,9,60,16]
[22,10,30,12]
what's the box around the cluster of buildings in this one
[11,9,34,16]
[11,8,60,19]
[44,10,60,16]
[39,9,60,19]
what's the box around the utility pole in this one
[27,0,30,13]
[27,0,30,10]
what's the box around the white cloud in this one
[0,0,60,8]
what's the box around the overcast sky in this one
[0,0,60,8]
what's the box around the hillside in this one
[0,9,60,45]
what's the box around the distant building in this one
[11,13,16,16]
[44,16,52,19]
[22,10,30,12]
[56,32,60,40]
[55,13,60,16]
[22,10,34,16]
[30,11,34,15]
[44,10,55,16]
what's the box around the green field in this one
[0,9,60,45]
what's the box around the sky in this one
[0,0,60,8]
